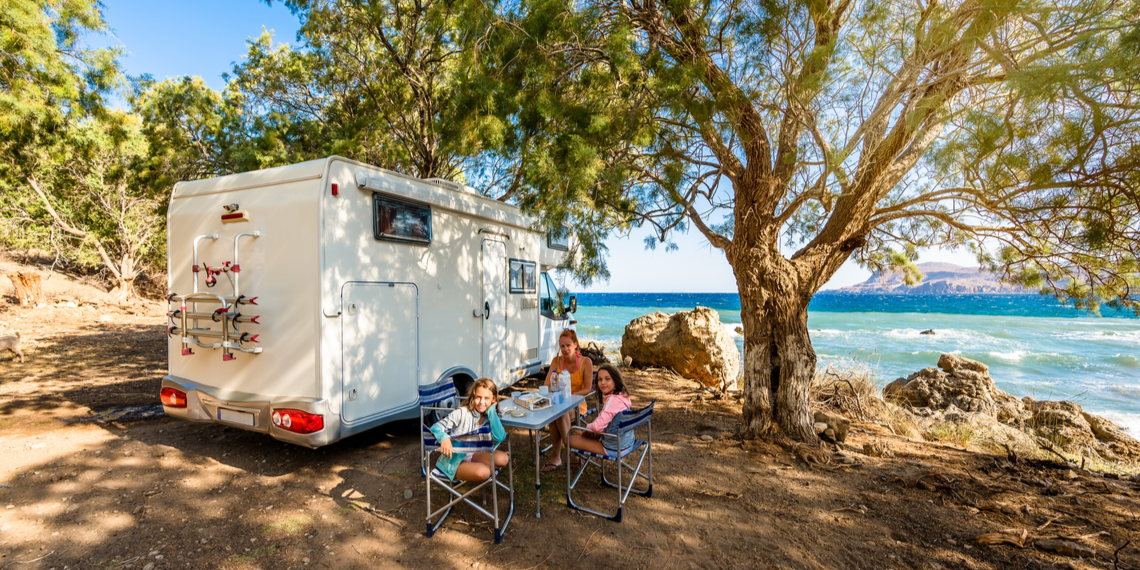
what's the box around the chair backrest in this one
[616,399,655,432]
[419,378,459,407]
[422,422,495,454]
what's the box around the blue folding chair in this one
[419,379,514,543]
[566,400,655,522]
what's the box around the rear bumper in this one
[161,375,341,448]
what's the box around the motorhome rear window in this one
[374,195,431,245]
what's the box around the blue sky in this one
[93,0,976,293]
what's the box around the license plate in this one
[218,408,255,426]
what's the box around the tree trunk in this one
[110,253,136,301]
[6,271,47,308]
[731,248,819,443]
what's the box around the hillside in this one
[839,262,1029,294]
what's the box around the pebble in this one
[404,489,414,500]
[700,435,714,441]
[143,564,154,570]
[133,506,143,515]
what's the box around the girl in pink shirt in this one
[570,364,634,456]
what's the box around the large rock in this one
[1023,398,1140,461]
[883,354,1025,422]
[620,307,740,388]
[889,354,1140,464]
[1023,398,1095,449]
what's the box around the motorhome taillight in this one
[160,387,188,408]
[272,409,324,434]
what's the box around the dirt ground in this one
[2,299,1140,570]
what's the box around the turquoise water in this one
[573,293,1140,434]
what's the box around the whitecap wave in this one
[882,328,989,342]
[723,323,743,337]
[1058,330,1140,345]
[988,350,1028,362]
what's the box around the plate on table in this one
[509,409,528,418]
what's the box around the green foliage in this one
[1,0,167,295]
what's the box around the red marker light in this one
[272,409,324,434]
[332,183,339,196]
[160,387,188,408]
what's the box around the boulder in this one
[620,307,740,388]
[1023,398,1097,450]
[890,355,1140,463]
[813,410,850,443]
[883,354,1026,422]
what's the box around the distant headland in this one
[832,262,1030,295]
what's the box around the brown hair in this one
[463,377,498,415]
[594,364,627,409]
[558,328,580,351]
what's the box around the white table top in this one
[498,394,585,430]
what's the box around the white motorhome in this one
[160,156,579,447]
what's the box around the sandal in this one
[540,462,563,473]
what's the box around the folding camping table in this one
[500,394,586,518]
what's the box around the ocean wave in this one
[883,328,991,342]
[1058,330,1140,345]
[1108,385,1140,399]
[1106,354,1140,368]
[723,323,743,337]
[988,350,1028,362]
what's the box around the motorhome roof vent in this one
[424,178,472,194]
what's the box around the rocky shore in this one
[884,353,1140,463]
[615,306,1139,472]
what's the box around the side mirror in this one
[567,295,577,314]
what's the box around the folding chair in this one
[419,379,514,543]
[566,400,655,522]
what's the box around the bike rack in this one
[168,232,265,361]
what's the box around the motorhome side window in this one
[546,227,569,251]
[539,273,565,318]
[373,195,431,244]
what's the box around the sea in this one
[572,292,1140,434]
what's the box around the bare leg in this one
[470,451,510,469]
[454,460,492,482]
[568,434,605,456]
[545,413,571,468]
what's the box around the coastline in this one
[573,292,1140,435]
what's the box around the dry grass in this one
[924,421,980,448]
[811,362,922,439]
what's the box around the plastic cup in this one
[539,386,549,396]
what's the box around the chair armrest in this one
[568,425,619,441]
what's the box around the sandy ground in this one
[2,299,1140,570]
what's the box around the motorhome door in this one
[340,282,419,423]
[481,239,508,386]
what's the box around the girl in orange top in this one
[540,328,593,472]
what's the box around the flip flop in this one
[540,462,563,473]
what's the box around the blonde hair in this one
[463,377,498,414]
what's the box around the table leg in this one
[534,427,542,518]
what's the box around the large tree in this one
[493,0,1140,441]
